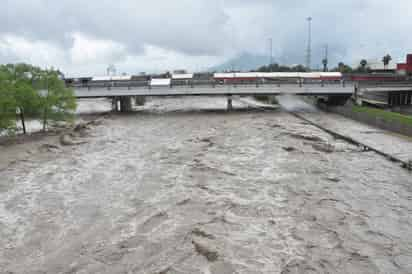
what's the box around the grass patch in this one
[352,106,412,127]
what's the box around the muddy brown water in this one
[0,97,411,273]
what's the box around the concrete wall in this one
[318,103,412,137]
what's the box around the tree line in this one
[254,64,308,73]
[0,64,76,135]
[256,54,394,74]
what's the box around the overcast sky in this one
[1,0,412,76]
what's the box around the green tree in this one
[0,64,76,135]
[0,88,16,133]
[360,59,368,70]
[382,54,392,69]
[291,65,307,72]
[322,58,328,72]
[13,81,41,134]
[39,70,77,131]
[333,62,353,73]
[256,63,308,72]
[0,66,16,133]
[6,64,43,134]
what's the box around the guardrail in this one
[358,81,412,88]
[70,80,350,91]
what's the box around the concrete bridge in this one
[73,82,412,112]
[74,83,354,112]
[355,82,412,108]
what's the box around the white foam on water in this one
[277,94,318,112]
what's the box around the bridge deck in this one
[74,84,354,98]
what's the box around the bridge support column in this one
[119,97,133,112]
[134,96,146,106]
[326,95,351,106]
[227,95,233,111]
[112,97,120,112]
[388,94,393,107]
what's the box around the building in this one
[397,54,412,75]
[366,59,397,73]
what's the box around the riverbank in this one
[280,96,412,168]
[317,101,412,137]
[0,112,108,173]
[0,98,113,137]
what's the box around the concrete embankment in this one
[280,96,412,168]
[317,101,412,137]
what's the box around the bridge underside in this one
[75,86,354,99]
[75,85,355,112]
[357,89,412,107]
[105,94,353,113]
[388,92,412,106]
[111,96,145,112]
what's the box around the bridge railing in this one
[71,80,352,91]
[71,80,149,89]
[358,81,412,88]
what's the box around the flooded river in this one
[1,97,411,273]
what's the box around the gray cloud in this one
[225,0,412,66]
[1,0,230,56]
[1,0,412,75]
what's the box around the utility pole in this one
[322,44,329,72]
[231,25,236,72]
[269,38,273,71]
[306,17,312,71]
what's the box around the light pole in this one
[306,17,312,71]
[322,44,329,72]
[269,38,273,71]
[232,25,236,72]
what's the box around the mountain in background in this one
[209,52,271,72]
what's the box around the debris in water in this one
[271,123,283,128]
[192,239,219,262]
[59,134,88,146]
[39,143,60,152]
[73,123,91,132]
[280,259,320,274]
[177,198,191,206]
[282,146,296,152]
[192,228,216,239]
[326,177,341,183]
[199,137,215,147]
